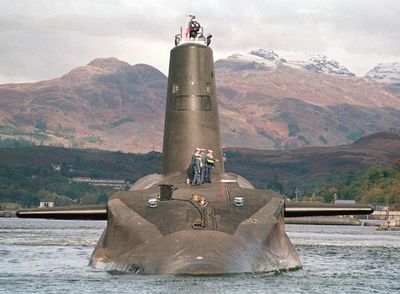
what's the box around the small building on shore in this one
[0,202,20,211]
[39,201,54,208]
[70,177,130,190]
[335,200,356,205]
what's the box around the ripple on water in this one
[0,219,399,294]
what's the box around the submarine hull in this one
[90,173,301,274]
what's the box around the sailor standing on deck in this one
[200,149,207,183]
[205,150,218,183]
[191,147,200,168]
[191,148,202,186]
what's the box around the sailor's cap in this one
[208,149,213,152]
[196,147,201,151]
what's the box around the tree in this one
[36,119,47,132]
[96,192,108,204]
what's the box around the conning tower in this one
[161,42,224,175]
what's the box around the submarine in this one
[17,19,373,275]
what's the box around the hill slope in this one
[1,131,400,206]
[0,58,167,152]
[216,50,400,149]
[224,131,400,195]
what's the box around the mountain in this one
[215,50,400,149]
[224,130,400,195]
[1,51,400,152]
[0,58,167,152]
[216,49,355,77]
[365,62,400,84]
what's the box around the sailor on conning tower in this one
[187,14,201,39]
[175,14,212,46]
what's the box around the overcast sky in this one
[1,0,399,83]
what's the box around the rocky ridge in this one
[216,49,355,77]
[365,62,400,84]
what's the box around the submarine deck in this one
[110,173,284,236]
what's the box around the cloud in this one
[0,0,399,83]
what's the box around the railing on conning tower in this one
[174,26,212,47]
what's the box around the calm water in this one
[1,218,399,293]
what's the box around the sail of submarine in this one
[17,20,374,275]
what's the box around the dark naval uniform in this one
[189,20,201,38]
[205,153,216,183]
[192,154,202,185]
[200,152,207,183]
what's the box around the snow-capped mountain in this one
[365,62,400,84]
[217,49,355,77]
[248,49,284,63]
[280,51,355,77]
[216,49,286,70]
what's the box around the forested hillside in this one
[1,131,400,208]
